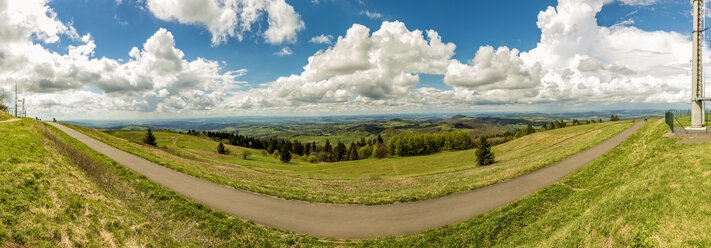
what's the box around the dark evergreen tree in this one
[280,148,291,163]
[143,128,157,146]
[217,142,228,154]
[334,142,347,161]
[324,139,332,153]
[304,144,312,156]
[525,124,535,135]
[377,134,384,144]
[348,142,359,161]
[475,137,495,166]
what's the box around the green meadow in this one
[77,120,634,204]
[5,117,710,246]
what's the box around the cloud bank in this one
[225,0,693,113]
[0,0,698,118]
[144,0,304,45]
[0,0,244,116]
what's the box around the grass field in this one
[0,111,10,121]
[7,118,710,246]
[1,119,326,246]
[73,120,634,204]
[362,118,711,246]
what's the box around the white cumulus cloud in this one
[309,34,333,44]
[144,0,304,45]
[0,0,246,117]
[273,46,293,56]
[224,0,697,113]
[0,0,700,118]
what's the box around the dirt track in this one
[0,118,20,123]
[48,122,643,239]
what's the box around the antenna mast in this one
[692,0,707,128]
[14,82,17,117]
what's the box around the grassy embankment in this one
[362,118,711,246]
[0,111,11,121]
[6,118,709,246]
[71,120,634,204]
[0,119,324,246]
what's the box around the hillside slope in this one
[5,118,705,246]
[0,111,11,121]
[67,121,633,204]
[362,119,711,246]
[0,120,324,246]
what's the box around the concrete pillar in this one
[692,0,705,128]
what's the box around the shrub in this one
[373,143,388,159]
[241,150,251,159]
[316,151,331,162]
[307,155,318,164]
[359,145,373,159]
[0,94,8,113]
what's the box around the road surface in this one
[48,122,643,239]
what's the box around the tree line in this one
[190,129,476,163]
[179,116,622,163]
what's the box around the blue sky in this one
[0,0,701,119]
[45,0,690,91]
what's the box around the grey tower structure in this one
[692,0,707,128]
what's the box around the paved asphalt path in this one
[48,122,643,239]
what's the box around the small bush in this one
[306,155,318,164]
[373,143,388,159]
[241,150,251,159]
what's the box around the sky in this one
[0,0,705,120]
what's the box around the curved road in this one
[48,122,643,239]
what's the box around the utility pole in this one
[14,82,17,117]
[692,0,707,128]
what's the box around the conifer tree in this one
[334,142,347,161]
[475,137,495,166]
[348,142,359,160]
[525,124,535,135]
[304,144,311,156]
[143,128,157,146]
[217,141,227,154]
[280,148,291,163]
[324,139,332,153]
[377,134,384,144]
